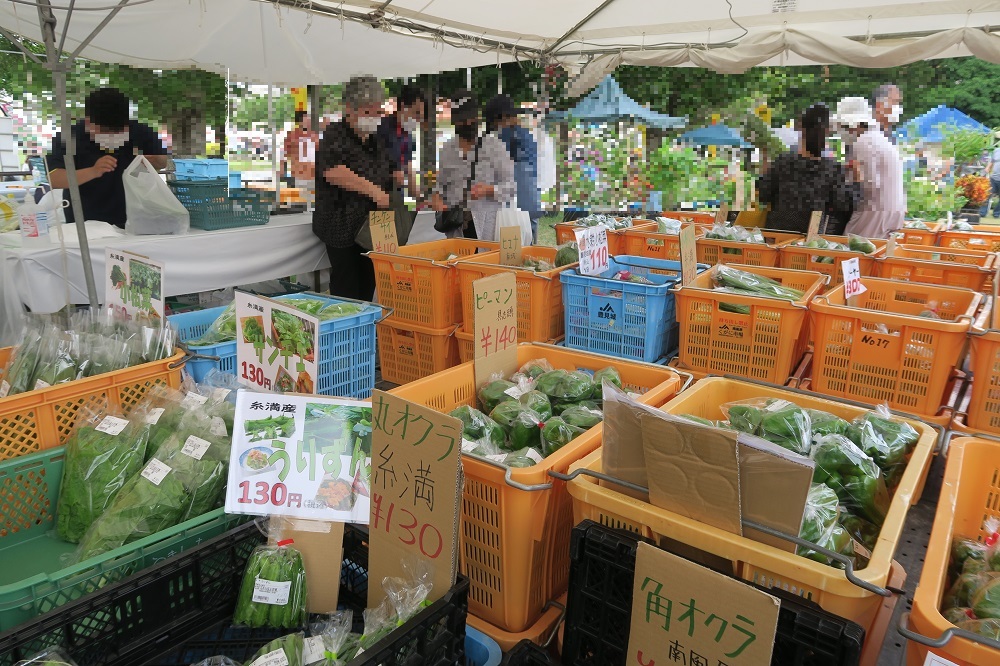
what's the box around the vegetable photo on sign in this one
[273,311,316,362]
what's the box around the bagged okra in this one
[14,648,79,666]
[0,320,47,396]
[244,632,306,666]
[306,610,359,665]
[810,434,890,526]
[711,265,805,301]
[234,536,308,630]
[359,558,434,651]
[56,406,151,543]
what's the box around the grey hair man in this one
[872,84,902,142]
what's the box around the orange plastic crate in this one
[389,343,683,633]
[566,377,937,636]
[0,347,186,462]
[695,230,803,267]
[958,303,1000,436]
[656,211,718,225]
[899,221,944,246]
[877,244,996,291]
[674,264,828,383]
[554,220,656,255]
[376,318,459,385]
[938,228,1000,252]
[905,436,1000,666]
[779,235,886,286]
[456,246,574,342]
[621,224,710,263]
[809,278,981,417]
[368,239,499,328]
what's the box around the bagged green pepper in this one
[478,379,517,413]
[796,483,856,568]
[942,607,976,625]
[540,417,585,456]
[590,366,623,399]
[724,399,812,455]
[234,540,308,630]
[806,409,852,438]
[958,618,1000,640]
[848,406,919,473]
[810,434,890,526]
[972,576,1000,619]
[450,406,505,449]
[561,405,604,429]
[943,573,997,609]
[534,369,595,407]
[519,390,553,421]
[838,512,880,554]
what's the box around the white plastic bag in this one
[495,204,532,246]
[123,156,189,235]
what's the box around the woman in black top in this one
[757,104,860,235]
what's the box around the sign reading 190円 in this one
[236,291,320,394]
[225,391,372,523]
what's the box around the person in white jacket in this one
[836,93,906,238]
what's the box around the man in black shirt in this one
[377,84,425,199]
[314,76,398,301]
[48,87,169,228]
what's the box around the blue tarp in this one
[546,75,686,129]
[901,105,990,143]
[679,124,751,148]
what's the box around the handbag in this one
[355,191,415,250]
[434,137,482,233]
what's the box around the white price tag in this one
[34,379,51,390]
[302,636,326,665]
[461,438,479,453]
[252,578,292,605]
[841,257,867,299]
[765,399,793,413]
[0,380,9,398]
[504,385,526,399]
[95,415,130,436]
[486,453,509,464]
[526,448,544,464]
[180,391,209,409]
[249,649,290,666]
[145,407,165,425]
[181,435,212,460]
[210,416,228,437]
[922,654,960,666]
[141,458,172,486]
[574,226,610,276]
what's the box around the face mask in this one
[402,117,419,133]
[455,123,478,142]
[355,116,381,135]
[92,131,129,151]
[887,104,902,124]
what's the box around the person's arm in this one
[134,123,169,171]
[472,137,516,202]
[145,154,170,171]
[324,165,389,208]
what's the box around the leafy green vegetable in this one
[273,311,313,358]
[555,243,580,267]
[109,264,127,286]
[243,317,263,341]
[245,415,296,441]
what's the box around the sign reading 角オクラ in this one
[627,543,779,666]
[224,392,372,523]
[235,291,319,395]
[105,248,164,323]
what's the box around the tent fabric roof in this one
[680,124,751,148]
[900,105,992,143]
[545,76,685,129]
[1,1,999,86]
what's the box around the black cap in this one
[450,89,479,124]
[484,94,523,124]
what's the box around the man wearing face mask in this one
[48,87,169,229]
[377,85,425,199]
[840,88,906,238]
[314,76,398,301]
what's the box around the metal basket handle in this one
[897,611,1000,651]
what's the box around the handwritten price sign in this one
[369,210,399,254]
[841,257,867,300]
[471,272,519,387]
[574,226,610,276]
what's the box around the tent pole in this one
[269,84,280,213]
[38,0,98,310]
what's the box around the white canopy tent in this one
[1,0,999,308]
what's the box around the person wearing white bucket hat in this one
[834,96,905,238]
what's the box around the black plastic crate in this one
[502,639,562,665]
[0,521,468,666]
[561,520,866,666]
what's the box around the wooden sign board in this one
[679,225,698,286]
[368,390,463,608]
[369,210,399,254]
[472,272,519,388]
[806,211,822,242]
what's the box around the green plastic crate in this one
[0,447,245,630]
[168,179,271,231]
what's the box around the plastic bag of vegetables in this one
[244,633,306,666]
[848,234,877,254]
[234,538,309,630]
[540,416,585,456]
[796,483,856,568]
[847,406,919,478]
[722,399,812,456]
[554,242,580,267]
[0,321,46,396]
[534,369,595,409]
[14,648,80,666]
[561,405,604,429]
[502,447,544,467]
[490,403,544,451]
[478,378,517,413]
[56,406,151,543]
[518,358,554,379]
[711,265,805,301]
[307,610,359,665]
[957,618,1000,640]
[451,406,505,449]
[810,434,890,526]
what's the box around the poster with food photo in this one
[225,392,372,523]
[235,291,319,394]
[105,248,165,324]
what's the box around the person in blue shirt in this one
[485,95,541,243]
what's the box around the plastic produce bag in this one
[806,409,852,438]
[711,265,805,301]
[308,610,359,665]
[503,447,544,467]
[942,607,975,625]
[796,483,856,568]
[192,660,240,666]
[478,378,516,413]
[540,416,585,456]
[123,156,189,235]
[810,434,890,526]
[656,217,683,234]
[518,358,554,379]
[234,537,309,629]
[56,406,150,543]
[190,303,237,346]
[958,618,1000,640]
[14,648,79,666]
[0,321,45,396]
[973,575,1000,619]
[848,234,877,254]
[590,366,623,399]
[495,205,533,246]
[244,633,306,666]
[561,405,604,429]
[723,399,812,455]
[450,406,505,449]
[838,512,880,553]
[847,406,919,475]
[534,369,595,409]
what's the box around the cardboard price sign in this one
[806,211,823,242]
[499,225,523,266]
[268,518,346,614]
[235,291,320,394]
[886,232,898,258]
[225,393,373,523]
[714,202,730,226]
[574,226,610,276]
[841,257,867,300]
[679,225,698,286]
[627,543,779,666]
[368,390,463,608]
[472,272,519,387]
[105,248,164,323]
[369,210,399,254]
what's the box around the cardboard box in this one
[270,518,346,614]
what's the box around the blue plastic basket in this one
[560,256,699,363]
[173,158,228,181]
[169,293,383,397]
[466,626,502,666]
